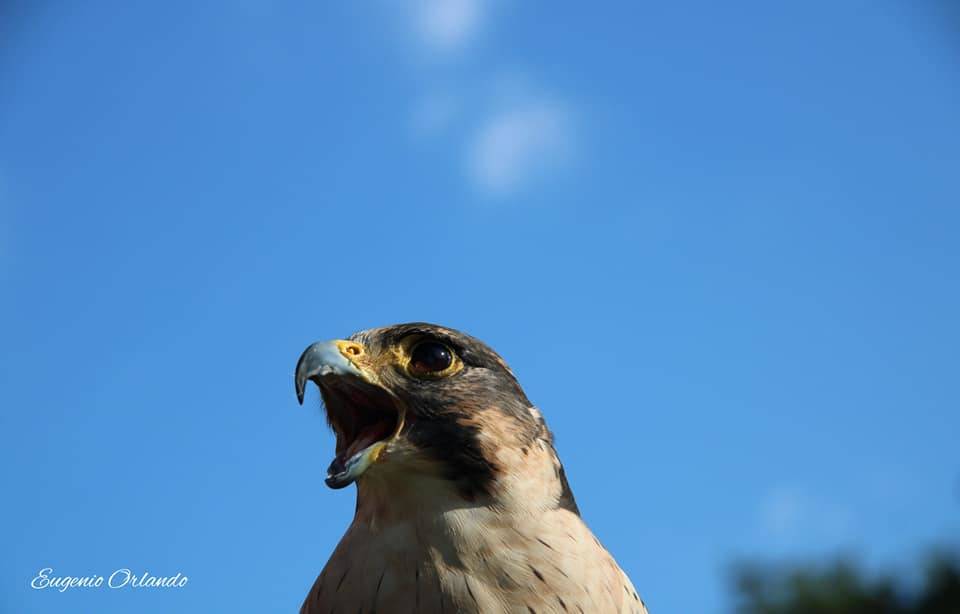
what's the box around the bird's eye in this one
[409,341,454,375]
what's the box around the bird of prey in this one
[294,322,647,614]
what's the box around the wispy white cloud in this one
[760,488,807,538]
[399,3,579,198]
[414,0,484,53]
[465,99,573,196]
[759,486,855,545]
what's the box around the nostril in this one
[336,340,365,360]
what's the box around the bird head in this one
[294,322,578,512]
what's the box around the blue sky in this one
[1,2,958,612]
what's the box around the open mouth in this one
[313,375,404,489]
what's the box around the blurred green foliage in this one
[731,550,960,614]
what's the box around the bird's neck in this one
[349,471,583,579]
[312,446,640,614]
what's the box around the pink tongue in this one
[345,425,389,459]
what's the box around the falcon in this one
[293,322,647,613]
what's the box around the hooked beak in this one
[295,340,365,405]
[294,340,404,489]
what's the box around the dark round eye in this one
[410,341,454,375]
